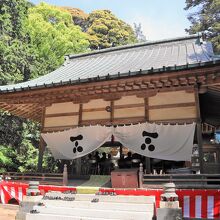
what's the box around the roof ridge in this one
[68,34,201,60]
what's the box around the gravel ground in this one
[0,204,18,220]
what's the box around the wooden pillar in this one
[37,137,46,172]
[196,122,204,173]
[144,97,151,174]
[144,97,149,121]
[120,145,123,158]
[74,103,83,175]
[145,157,151,174]
[110,101,114,123]
[38,107,46,172]
[195,87,204,173]
[75,158,82,175]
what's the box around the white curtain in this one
[41,125,112,160]
[42,123,195,161]
[114,123,195,161]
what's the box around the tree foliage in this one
[61,7,88,30]
[0,111,40,172]
[0,1,138,173]
[87,10,137,49]
[0,0,35,84]
[185,0,220,52]
[25,3,89,79]
[0,1,89,84]
[0,1,89,173]
[63,7,137,49]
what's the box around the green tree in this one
[185,0,220,52]
[0,0,35,84]
[0,111,41,172]
[0,146,16,172]
[0,1,89,173]
[0,0,28,39]
[25,2,89,79]
[63,7,137,50]
[87,10,137,49]
[61,7,88,31]
[0,1,89,84]
[0,2,137,173]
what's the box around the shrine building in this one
[0,34,220,174]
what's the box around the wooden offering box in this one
[111,169,139,188]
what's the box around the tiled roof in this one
[0,34,219,93]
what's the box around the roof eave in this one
[1,60,220,95]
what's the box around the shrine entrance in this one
[41,122,196,176]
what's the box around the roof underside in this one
[200,87,220,127]
[0,35,219,93]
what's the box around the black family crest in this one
[141,131,159,152]
[70,135,84,153]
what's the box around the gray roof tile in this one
[0,35,219,92]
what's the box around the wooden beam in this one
[78,103,83,125]
[170,78,179,86]
[144,97,149,121]
[43,125,76,132]
[0,65,219,117]
[149,102,195,110]
[149,118,197,124]
[114,103,144,109]
[161,79,172,87]
[0,64,219,100]
[103,94,121,101]
[179,77,188,86]
[112,116,145,125]
[81,119,111,126]
[188,76,197,85]
[136,90,157,98]
[110,101,114,123]
[82,107,106,112]
[45,112,79,118]
[152,80,163,88]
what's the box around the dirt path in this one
[0,204,18,220]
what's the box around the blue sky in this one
[31,0,191,41]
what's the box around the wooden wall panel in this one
[83,99,110,109]
[43,90,197,130]
[149,106,197,121]
[114,107,145,118]
[149,91,195,106]
[82,111,110,120]
[114,95,144,106]
[82,99,110,121]
[44,115,79,127]
[45,102,79,114]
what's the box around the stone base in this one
[160,201,179,208]
[16,196,43,220]
[157,208,182,220]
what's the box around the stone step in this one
[26,213,122,220]
[38,200,154,212]
[32,206,153,220]
[68,194,155,203]
[44,192,155,203]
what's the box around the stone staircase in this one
[25,192,155,220]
